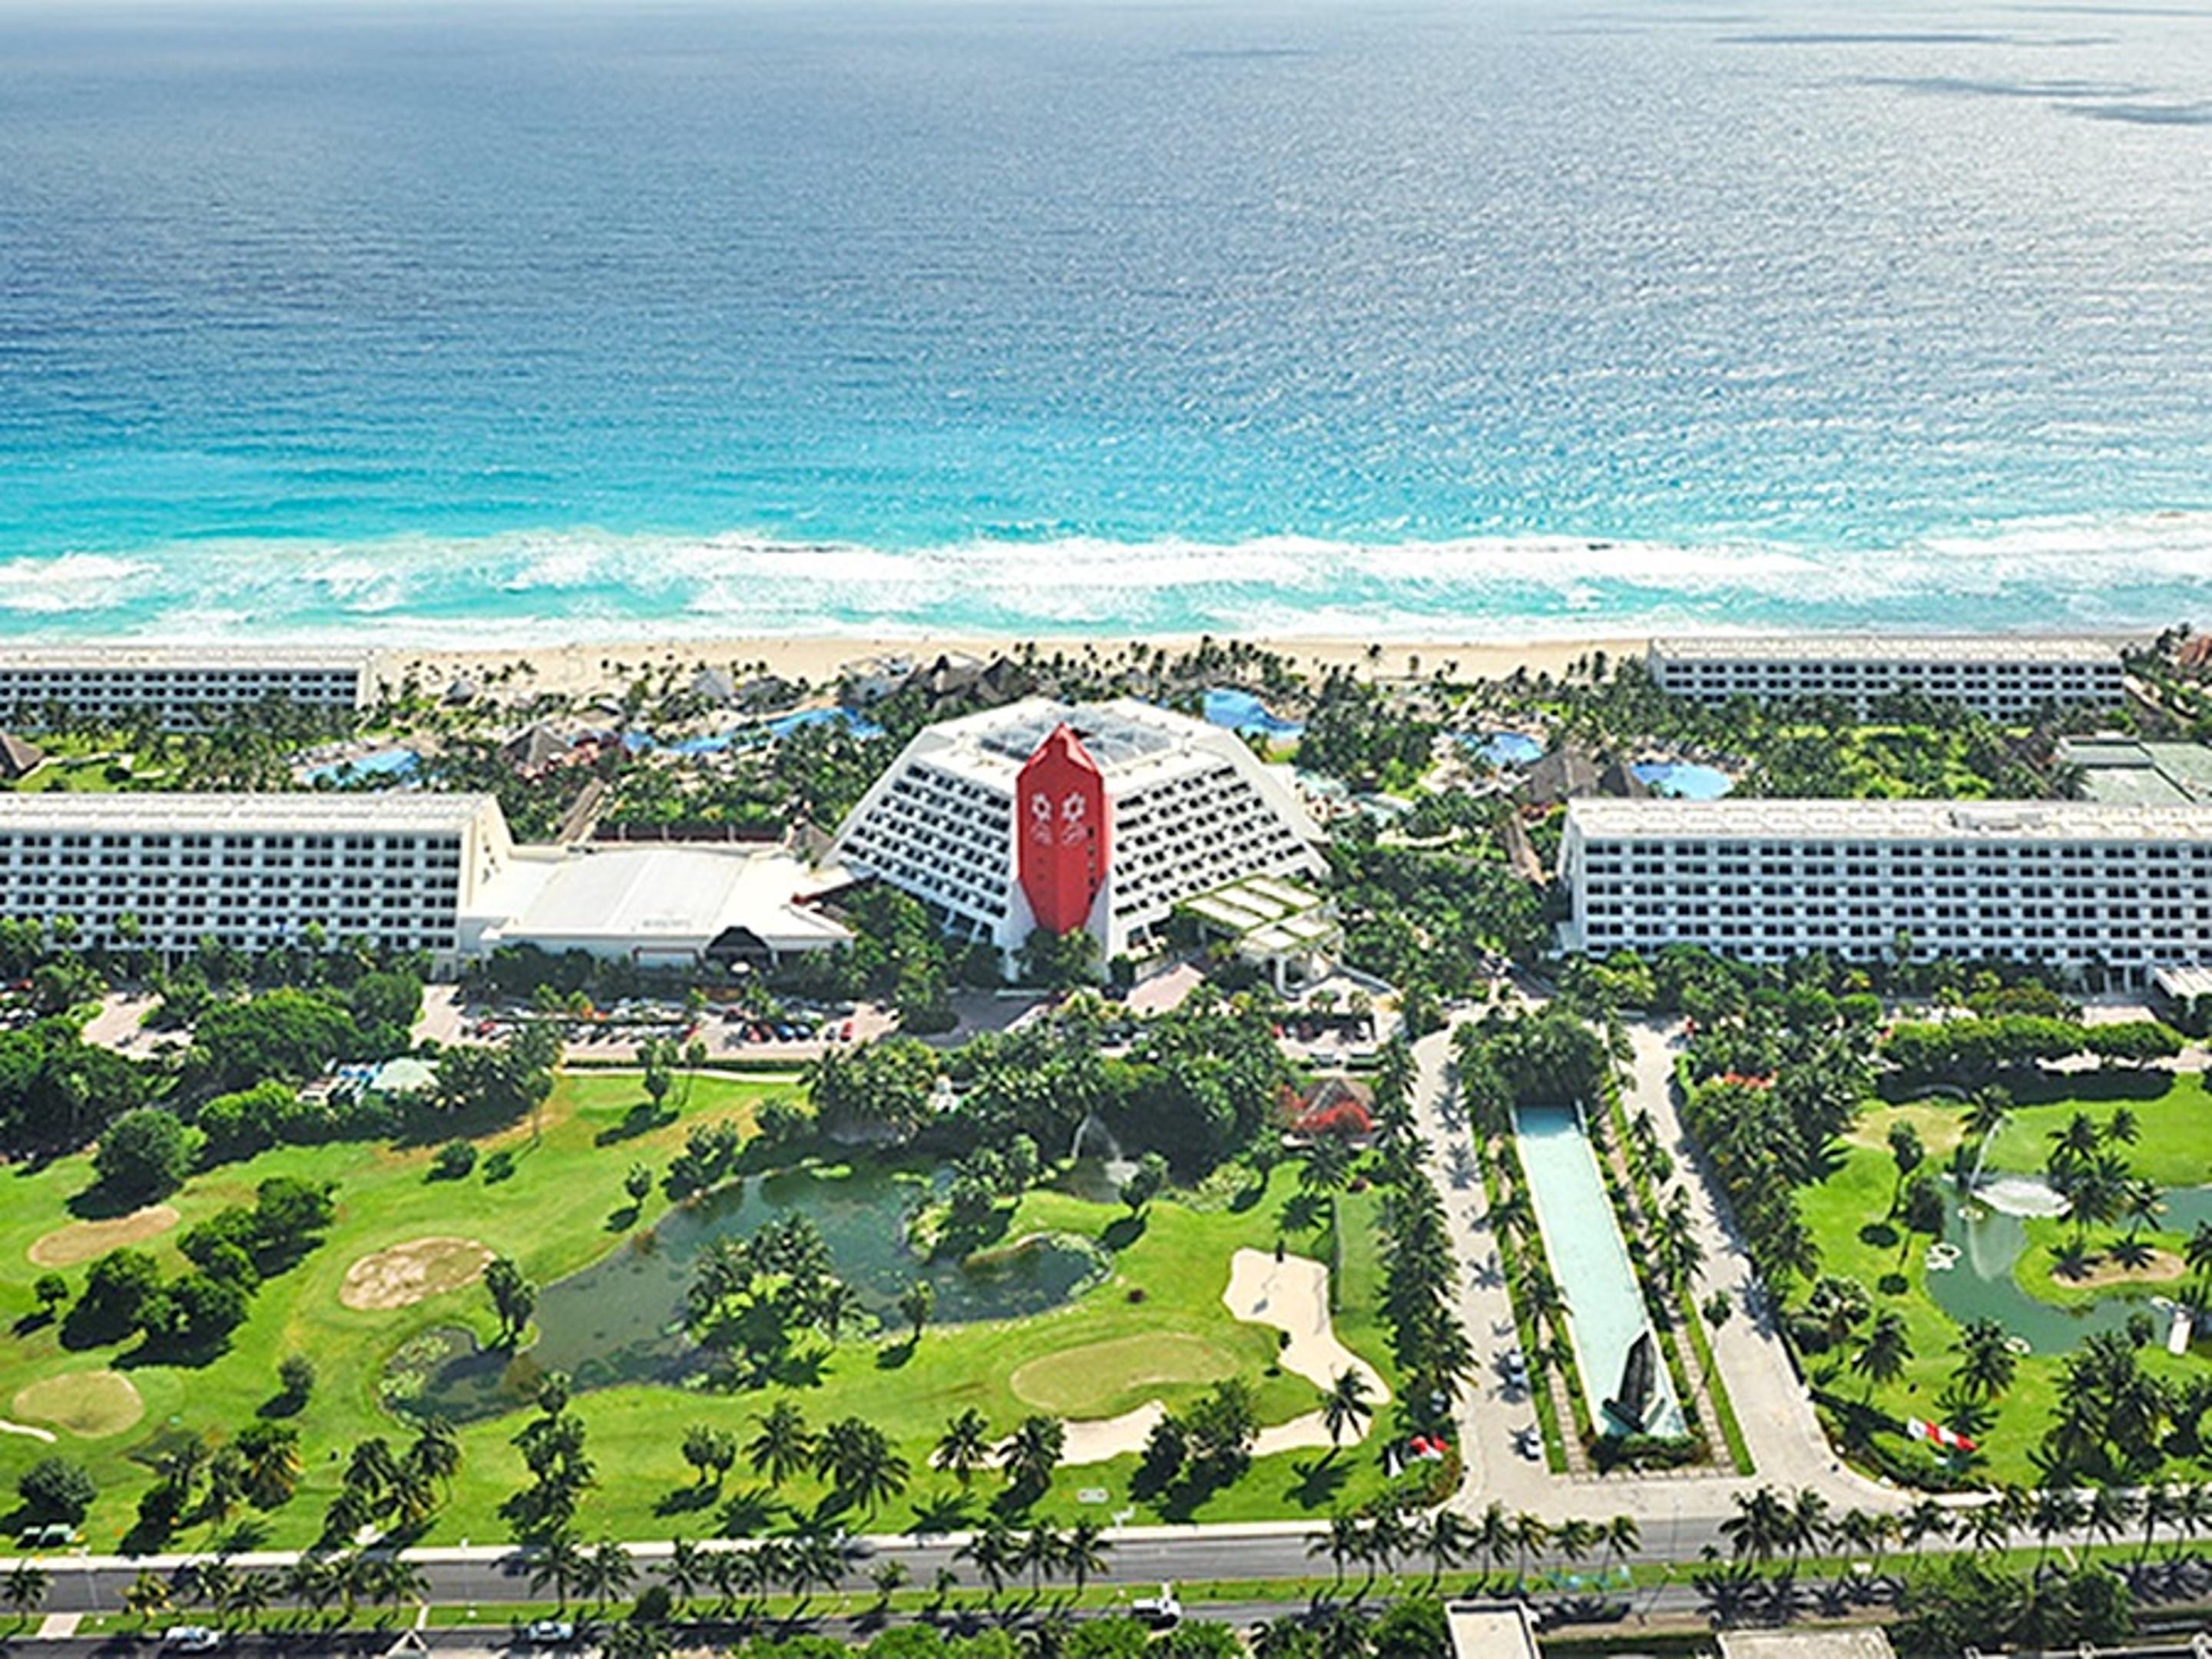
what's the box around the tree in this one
[17,1457,96,1524]
[584,1535,637,1613]
[898,1280,935,1346]
[680,1423,737,1489]
[1064,1517,1111,1591]
[31,1273,67,1320]
[1886,1121,1925,1214]
[959,1514,1018,1598]
[94,1106,199,1199]
[278,1353,318,1404]
[528,1531,588,1610]
[624,1163,654,1207]
[4,1561,50,1625]
[1952,1317,2018,1402]
[746,1399,815,1488]
[1119,1152,1167,1217]
[934,1407,993,1487]
[1853,1310,1913,1401]
[815,1416,909,1517]
[484,1255,537,1346]
[998,1415,1067,1498]
[1320,1367,1374,1452]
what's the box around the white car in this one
[522,1619,576,1645]
[161,1630,222,1654]
[1132,1584,1182,1628]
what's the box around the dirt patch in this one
[340,1237,495,1310]
[13,1370,144,1439]
[2053,1247,2187,1289]
[29,1204,180,1268]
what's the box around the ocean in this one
[0,0,2208,644]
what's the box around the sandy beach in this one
[378,633,1647,704]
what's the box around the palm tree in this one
[1950,1317,2018,1401]
[2028,1485,2081,1568]
[998,1415,1066,1496]
[1310,1512,1363,1586]
[5,1563,51,1628]
[228,1571,275,1631]
[898,1280,935,1346]
[661,1536,707,1614]
[1961,1498,2012,1555]
[1018,1521,1064,1592]
[1721,1486,1789,1565]
[1474,1502,1515,1584]
[1601,1514,1641,1583]
[1510,1512,1551,1584]
[1852,1310,1912,1402]
[745,1400,814,1489]
[2137,1483,2178,1563]
[1554,1516,1598,1572]
[528,1530,588,1611]
[816,1417,910,1518]
[1063,1518,1111,1593]
[1320,1368,1374,1452]
[959,1515,1018,1599]
[1786,1488,1830,1574]
[1418,1509,1472,1589]
[934,1408,993,1487]
[122,1570,171,1629]
[406,1416,463,1498]
[582,1536,636,1614]
[2085,1485,2137,1557]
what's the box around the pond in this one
[1631,760,1734,800]
[1202,687,1303,739]
[382,1163,1104,1422]
[1925,1186,2212,1356]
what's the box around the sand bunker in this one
[29,1204,180,1268]
[340,1237,494,1310]
[2056,1247,2187,1290]
[1057,1248,1389,1465]
[12,1370,144,1439]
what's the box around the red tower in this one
[1016,724,1109,936]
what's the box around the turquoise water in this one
[384,1164,1102,1422]
[303,747,419,785]
[1203,688,1303,739]
[0,2,2208,642]
[1632,762,1735,800]
[1513,1105,1686,1439]
[1470,732,1545,767]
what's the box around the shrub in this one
[431,1140,478,1181]
[278,1353,317,1402]
[94,1106,200,1199]
[482,1148,517,1183]
[18,1455,97,1523]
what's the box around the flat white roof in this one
[1568,798,2212,843]
[1443,1601,1539,1659]
[0,644,382,671]
[1651,634,2121,665]
[2153,965,2212,998]
[472,846,851,952]
[1718,1631,1895,1659]
[0,792,495,834]
[899,697,1250,791]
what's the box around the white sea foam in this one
[5,512,2211,643]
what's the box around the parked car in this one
[1133,1584,1182,1628]
[161,1629,222,1654]
[521,1618,576,1645]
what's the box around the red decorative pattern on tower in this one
[1017,724,1109,935]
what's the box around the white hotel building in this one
[0,644,382,730]
[1647,636,2126,717]
[1559,799,2212,985]
[0,793,849,974]
[831,697,1326,962]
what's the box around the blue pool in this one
[1513,1105,1686,1439]
[1203,687,1303,739]
[1632,761,1734,800]
[768,707,885,740]
[305,747,419,785]
[1466,731,1544,767]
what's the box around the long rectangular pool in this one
[1513,1104,1686,1439]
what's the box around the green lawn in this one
[1797,1105,2207,1488]
[1,1075,1397,1551]
[1979,1071,2212,1189]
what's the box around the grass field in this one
[1979,1071,2212,1189]
[1799,1102,2206,1488]
[0,1071,1399,1550]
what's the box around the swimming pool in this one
[1513,1104,1686,1439]
[1465,731,1544,767]
[1203,687,1303,739]
[1631,761,1734,800]
[304,747,419,785]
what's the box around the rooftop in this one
[1568,797,2212,843]
[1717,1629,1896,1659]
[1443,1601,1540,1659]
[0,792,498,834]
[904,697,1265,790]
[0,644,382,671]
[1651,634,2122,665]
[471,846,851,952]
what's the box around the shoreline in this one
[377,634,1644,700]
